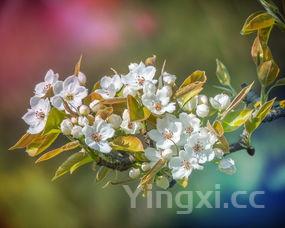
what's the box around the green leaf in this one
[111,136,144,152]
[35,141,80,163]
[43,108,66,135]
[216,59,231,86]
[245,98,275,137]
[258,60,280,87]
[221,82,254,119]
[241,12,275,35]
[274,78,285,87]
[127,95,150,121]
[96,167,111,182]
[9,133,40,150]
[70,156,93,174]
[222,109,253,132]
[26,132,60,157]
[52,151,89,181]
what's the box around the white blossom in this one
[148,114,182,149]
[95,75,122,99]
[120,109,142,134]
[22,98,50,134]
[60,119,73,135]
[218,158,236,175]
[51,76,88,111]
[185,128,217,163]
[178,112,201,144]
[210,93,231,110]
[169,150,203,180]
[34,69,59,98]
[107,114,122,129]
[144,146,175,167]
[196,104,209,118]
[121,62,157,95]
[71,125,83,138]
[162,72,176,85]
[82,117,115,153]
[142,83,175,115]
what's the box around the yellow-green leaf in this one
[216,59,231,86]
[221,82,254,119]
[175,70,206,97]
[35,141,80,163]
[52,151,89,181]
[127,95,151,121]
[207,121,229,153]
[241,12,275,35]
[26,132,60,157]
[111,136,144,152]
[251,36,272,65]
[177,177,189,188]
[9,133,40,150]
[245,98,275,137]
[222,109,253,132]
[43,108,66,135]
[145,55,156,66]
[258,60,280,87]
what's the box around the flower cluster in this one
[14,57,244,191]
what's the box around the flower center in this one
[137,76,145,86]
[163,130,173,140]
[65,94,74,101]
[128,122,134,129]
[44,83,52,92]
[193,142,204,153]
[92,132,102,142]
[35,110,45,119]
[182,160,192,170]
[186,126,193,134]
[154,102,162,111]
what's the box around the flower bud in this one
[141,162,151,172]
[210,93,231,110]
[218,158,236,175]
[71,125,83,138]
[78,116,89,127]
[89,100,101,112]
[196,104,209,118]
[60,119,73,135]
[155,176,170,189]
[78,72,87,85]
[129,168,140,179]
[162,72,176,85]
[183,96,198,112]
[214,148,224,159]
[70,117,78,124]
[107,114,122,129]
[198,94,208,105]
[79,105,90,116]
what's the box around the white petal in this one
[98,141,112,153]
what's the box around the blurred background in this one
[0,0,285,227]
